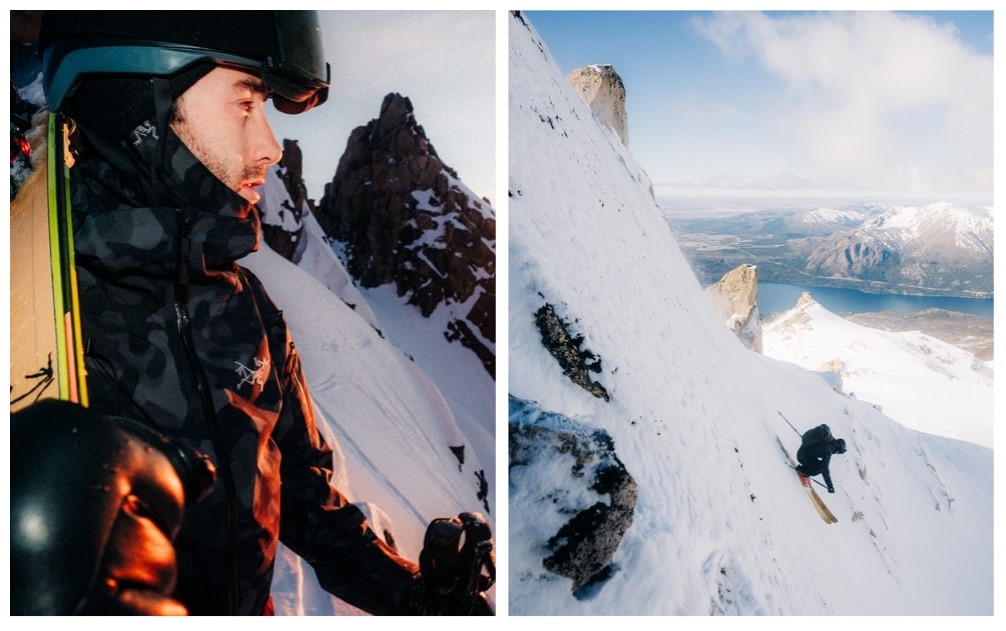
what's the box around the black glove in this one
[11,399,215,615]
[409,512,495,615]
[827,486,835,494]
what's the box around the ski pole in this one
[778,411,802,437]
[807,476,830,491]
[786,462,831,491]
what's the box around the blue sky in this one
[526,10,993,198]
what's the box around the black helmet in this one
[834,438,847,454]
[39,11,330,115]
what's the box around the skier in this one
[34,10,492,615]
[795,424,847,494]
[475,469,490,513]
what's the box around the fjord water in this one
[759,282,994,318]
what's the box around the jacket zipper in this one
[176,215,241,614]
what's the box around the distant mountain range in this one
[668,201,993,298]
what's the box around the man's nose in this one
[253,111,283,166]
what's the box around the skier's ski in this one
[796,468,839,524]
[10,112,88,411]
[47,112,88,406]
[777,436,839,524]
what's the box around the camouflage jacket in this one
[70,124,417,615]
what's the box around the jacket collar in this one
[72,120,260,281]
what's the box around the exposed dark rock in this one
[260,138,311,262]
[509,400,636,595]
[317,93,495,377]
[534,303,609,400]
[807,234,901,281]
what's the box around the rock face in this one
[534,302,609,401]
[260,139,311,262]
[806,233,900,280]
[316,93,496,377]
[567,65,628,146]
[509,396,637,596]
[705,264,763,353]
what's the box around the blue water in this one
[759,283,994,318]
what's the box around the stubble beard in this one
[172,121,263,205]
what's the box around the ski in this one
[777,436,838,524]
[47,112,88,406]
[12,112,88,411]
[797,469,839,524]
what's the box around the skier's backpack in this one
[801,424,832,448]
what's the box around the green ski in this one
[10,113,88,410]
[47,112,88,405]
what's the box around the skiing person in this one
[795,424,847,493]
[34,10,492,615]
[475,469,490,513]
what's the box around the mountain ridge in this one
[671,200,994,297]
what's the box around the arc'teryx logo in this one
[234,356,269,390]
[130,120,159,146]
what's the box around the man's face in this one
[171,66,282,205]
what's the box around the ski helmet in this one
[39,11,330,116]
[834,438,847,454]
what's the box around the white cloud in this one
[693,11,992,194]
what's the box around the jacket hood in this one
[72,117,260,283]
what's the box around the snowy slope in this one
[241,245,491,613]
[508,12,991,615]
[241,176,495,613]
[764,295,993,448]
[799,207,870,226]
[247,119,500,610]
[255,164,495,518]
[354,282,496,497]
[258,164,380,329]
[257,161,494,497]
[865,201,993,253]
[243,246,473,535]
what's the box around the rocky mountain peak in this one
[705,264,763,352]
[567,64,629,146]
[259,138,312,262]
[796,291,817,308]
[316,92,496,377]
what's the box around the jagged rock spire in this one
[317,93,496,377]
[567,64,629,146]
